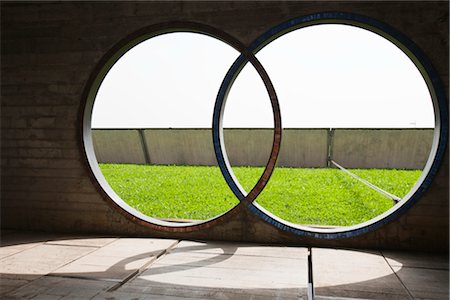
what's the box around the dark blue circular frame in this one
[212,12,448,239]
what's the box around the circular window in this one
[213,13,448,238]
[83,15,447,237]
[82,22,279,231]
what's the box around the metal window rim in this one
[218,12,448,238]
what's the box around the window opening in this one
[212,13,447,238]
[83,15,447,237]
[252,24,434,227]
[84,26,252,230]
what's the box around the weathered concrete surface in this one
[109,240,308,299]
[383,250,449,299]
[224,129,274,167]
[279,129,328,168]
[2,232,448,299]
[0,243,95,278]
[392,266,449,299]
[7,276,115,299]
[313,248,410,299]
[1,1,448,252]
[144,129,217,166]
[99,128,328,168]
[92,129,146,164]
[93,128,432,169]
[382,249,449,270]
[52,238,177,281]
[333,129,434,169]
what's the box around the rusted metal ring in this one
[232,12,448,239]
[82,22,258,232]
[212,54,282,204]
[84,14,447,238]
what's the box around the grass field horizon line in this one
[100,162,420,171]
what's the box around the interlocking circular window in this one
[83,13,448,237]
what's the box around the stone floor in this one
[0,230,448,299]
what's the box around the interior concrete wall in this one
[1,1,448,252]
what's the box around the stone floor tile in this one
[0,244,96,277]
[174,240,307,258]
[313,248,410,299]
[94,290,209,300]
[6,276,114,299]
[109,285,304,299]
[1,232,448,300]
[116,240,307,299]
[0,231,64,247]
[51,238,177,281]
[45,236,118,248]
[382,250,449,270]
[91,238,177,256]
[62,296,102,300]
[123,282,305,299]
[152,254,305,276]
[27,294,63,300]
[393,266,449,299]
[0,276,32,296]
[139,263,302,287]
[315,297,369,300]
[0,243,42,260]
[0,231,66,260]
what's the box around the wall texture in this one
[1,1,448,252]
[93,130,147,164]
[92,128,433,169]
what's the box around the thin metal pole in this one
[331,160,402,202]
[307,247,314,300]
[138,129,151,165]
[326,128,334,168]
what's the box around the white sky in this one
[92,25,435,129]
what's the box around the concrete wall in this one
[1,1,448,252]
[224,129,275,167]
[333,129,434,169]
[92,130,146,164]
[93,128,432,169]
[144,129,217,166]
[278,129,328,168]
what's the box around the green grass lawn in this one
[99,164,421,226]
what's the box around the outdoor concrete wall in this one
[224,129,274,167]
[144,129,217,166]
[92,130,146,164]
[278,129,328,168]
[1,1,448,252]
[94,128,277,167]
[332,129,434,169]
[93,128,432,169]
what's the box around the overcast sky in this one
[92,24,435,129]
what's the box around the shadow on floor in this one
[0,230,448,299]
